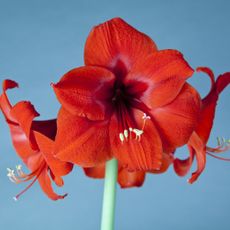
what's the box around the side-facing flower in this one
[174,68,230,182]
[52,18,201,173]
[0,80,73,200]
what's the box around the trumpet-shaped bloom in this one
[0,80,73,200]
[53,18,201,172]
[174,68,230,182]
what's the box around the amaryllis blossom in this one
[52,17,201,172]
[174,67,230,182]
[0,80,73,200]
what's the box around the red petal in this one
[187,132,206,183]
[125,50,194,108]
[216,72,230,94]
[110,109,163,171]
[83,164,105,179]
[34,131,73,177]
[150,152,174,174]
[38,166,67,200]
[54,107,112,167]
[84,17,157,79]
[53,66,115,120]
[173,146,194,177]
[152,83,201,153]
[10,101,40,150]
[195,69,230,143]
[0,79,18,121]
[83,163,146,189]
[26,154,44,172]
[118,168,145,188]
[0,81,36,159]
[2,79,19,91]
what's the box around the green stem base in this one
[100,159,118,230]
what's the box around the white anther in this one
[119,133,125,143]
[124,129,128,139]
[129,127,133,132]
[132,128,144,141]
[16,165,22,170]
[7,168,18,183]
[7,168,15,177]
[142,113,151,120]
[13,197,18,201]
[16,164,25,177]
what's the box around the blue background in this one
[0,0,229,229]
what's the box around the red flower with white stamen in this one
[174,67,230,182]
[52,18,201,172]
[0,80,73,200]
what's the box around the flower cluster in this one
[0,18,229,200]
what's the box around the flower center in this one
[112,84,151,144]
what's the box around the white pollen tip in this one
[16,165,22,170]
[13,196,18,201]
[124,130,128,138]
[129,127,133,132]
[119,133,125,142]
[133,129,144,135]
[7,168,13,172]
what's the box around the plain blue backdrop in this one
[0,0,229,229]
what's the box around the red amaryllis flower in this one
[0,80,73,200]
[174,67,230,182]
[52,17,201,173]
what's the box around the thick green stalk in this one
[100,159,118,230]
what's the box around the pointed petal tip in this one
[216,72,230,94]
[2,79,19,91]
[52,193,68,201]
[61,193,68,199]
[50,82,59,89]
[187,177,195,184]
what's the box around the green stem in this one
[101,158,118,230]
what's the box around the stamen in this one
[216,137,230,147]
[207,152,230,162]
[16,164,26,177]
[206,136,230,161]
[142,113,151,130]
[7,161,46,200]
[119,133,125,143]
[7,168,20,184]
[124,129,128,139]
[7,168,15,177]
[132,129,144,141]
[14,162,46,200]
[13,173,41,201]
